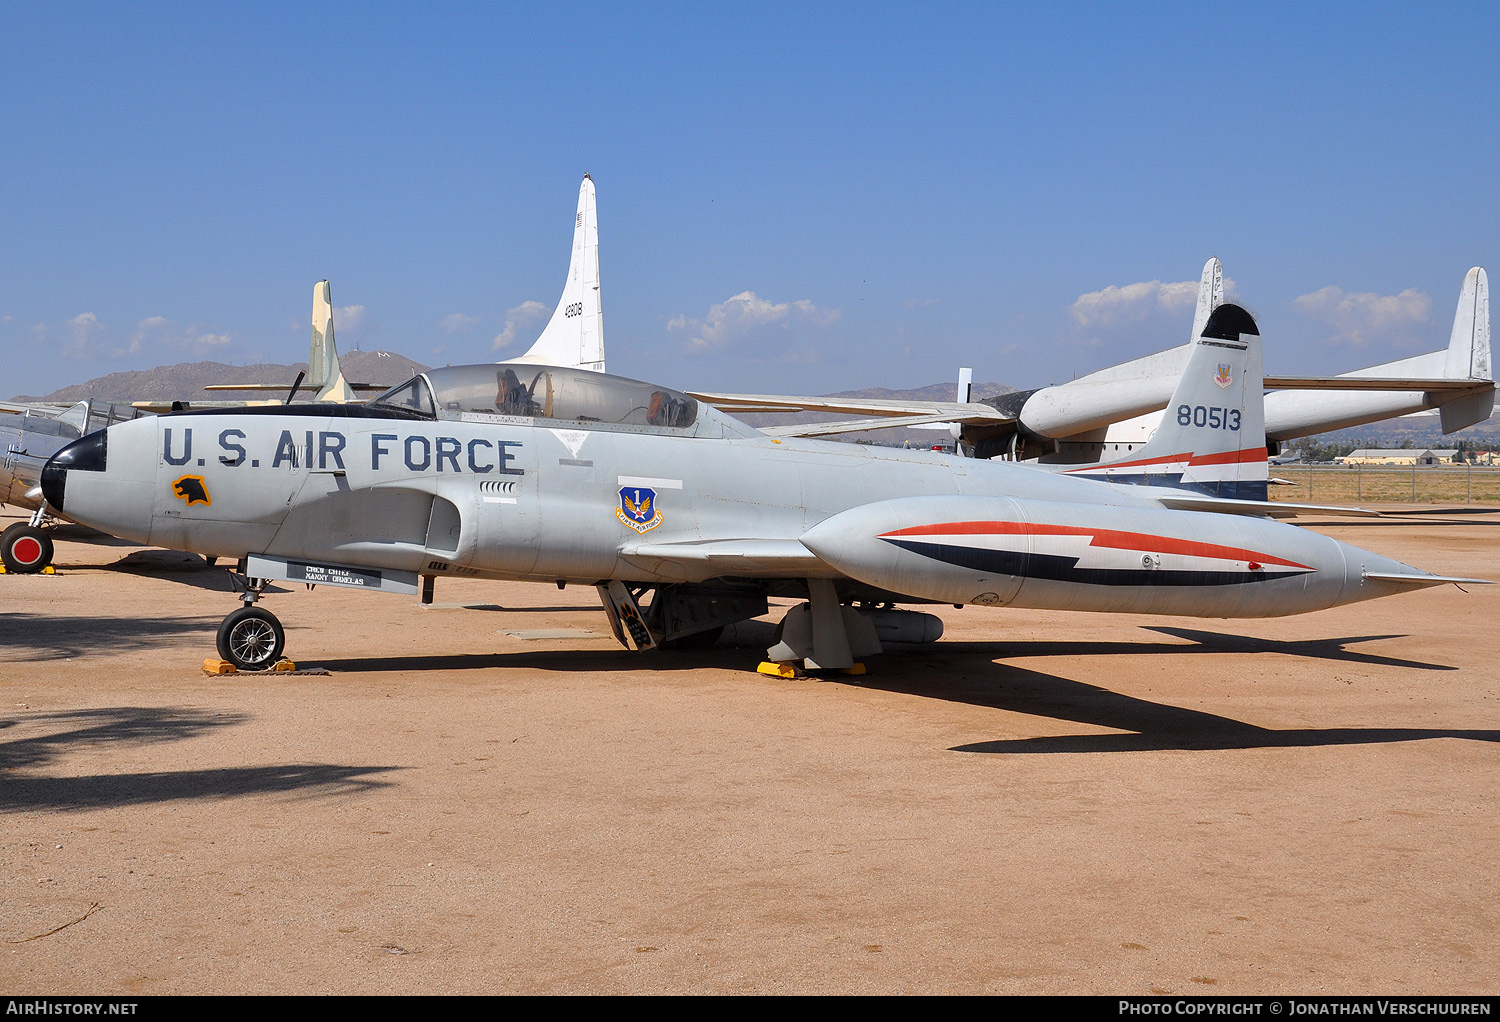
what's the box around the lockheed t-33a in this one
[41,305,1487,672]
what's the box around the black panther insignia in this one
[172,474,211,506]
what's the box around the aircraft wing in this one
[689,392,1001,419]
[202,382,387,393]
[618,537,833,582]
[0,400,70,416]
[1262,376,1491,391]
[1150,493,1382,518]
[690,391,1016,440]
[758,411,1002,438]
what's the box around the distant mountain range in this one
[11,350,428,404]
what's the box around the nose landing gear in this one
[216,573,287,671]
[216,606,286,671]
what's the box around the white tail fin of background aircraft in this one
[504,174,606,373]
[1190,255,1224,343]
[1062,302,1269,501]
[202,278,370,402]
[1444,266,1490,381]
[1437,265,1492,431]
[309,279,356,402]
[1262,266,1495,439]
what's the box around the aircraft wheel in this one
[1,524,54,574]
[216,607,285,671]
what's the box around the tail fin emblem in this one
[1214,363,1234,389]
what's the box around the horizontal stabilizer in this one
[1363,571,1492,587]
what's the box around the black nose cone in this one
[41,430,108,512]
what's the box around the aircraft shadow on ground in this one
[102,550,238,591]
[0,706,398,811]
[301,623,1497,754]
[1016,628,1455,672]
[313,623,1455,676]
[854,635,1492,755]
[0,613,221,661]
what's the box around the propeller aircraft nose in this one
[41,429,108,513]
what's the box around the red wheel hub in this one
[11,536,42,565]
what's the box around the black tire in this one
[216,607,285,671]
[1,524,54,574]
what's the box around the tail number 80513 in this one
[1177,405,1241,430]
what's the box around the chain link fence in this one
[1269,465,1500,505]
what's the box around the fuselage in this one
[41,364,1446,621]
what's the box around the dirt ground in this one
[1,508,1496,995]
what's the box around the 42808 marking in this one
[1177,404,1241,430]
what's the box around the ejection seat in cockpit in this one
[495,368,532,416]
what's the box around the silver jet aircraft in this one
[41,304,1485,672]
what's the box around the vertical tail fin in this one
[309,279,355,403]
[1439,267,1494,432]
[1443,267,1490,380]
[1066,303,1268,499]
[955,367,973,404]
[1190,257,1224,344]
[947,367,973,441]
[504,175,606,372]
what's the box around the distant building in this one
[1338,449,1458,466]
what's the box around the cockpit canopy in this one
[370,365,700,431]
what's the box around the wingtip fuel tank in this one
[800,493,1462,619]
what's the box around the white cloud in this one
[67,312,104,353]
[440,312,481,334]
[492,300,549,352]
[335,304,369,333]
[1069,276,1236,328]
[670,290,842,354]
[129,316,234,357]
[1293,285,1431,347]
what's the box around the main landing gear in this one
[216,574,286,671]
[1,522,53,574]
[1,504,60,574]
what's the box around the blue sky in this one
[3,2,1498,397]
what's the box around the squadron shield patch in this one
[617,486,662,534]
[172,474,212,507]
[1214,363,1234,389]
